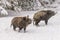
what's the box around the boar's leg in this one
[24,26,26,32]
[18,27,23,32]
[13,25,16,31]
[35,20,40,25]
[35,21,38,25]
[45,20,48,25]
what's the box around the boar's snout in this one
[51,11,56,16]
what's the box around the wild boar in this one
[10,15,32,32]
[33,10,56,25]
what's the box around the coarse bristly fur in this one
[10,15,32,32]
[33,10,56,25]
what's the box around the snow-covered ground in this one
[0,0,60,40]
[0,9,60,40]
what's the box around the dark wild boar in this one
[33,10,56,25]
[10,15,32,32]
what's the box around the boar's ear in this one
[23,17,26,20]
[23,15,29,21]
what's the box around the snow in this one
[0,9,60,40]
[1,0,11,8]
[0,6,8,15]
[14,6,22,13]
[0,0,60,40]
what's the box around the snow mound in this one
[0,6,8,16]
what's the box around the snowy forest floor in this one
[0,7,60,40]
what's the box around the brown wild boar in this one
[33,10,56,25]
[10,15,32,32]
